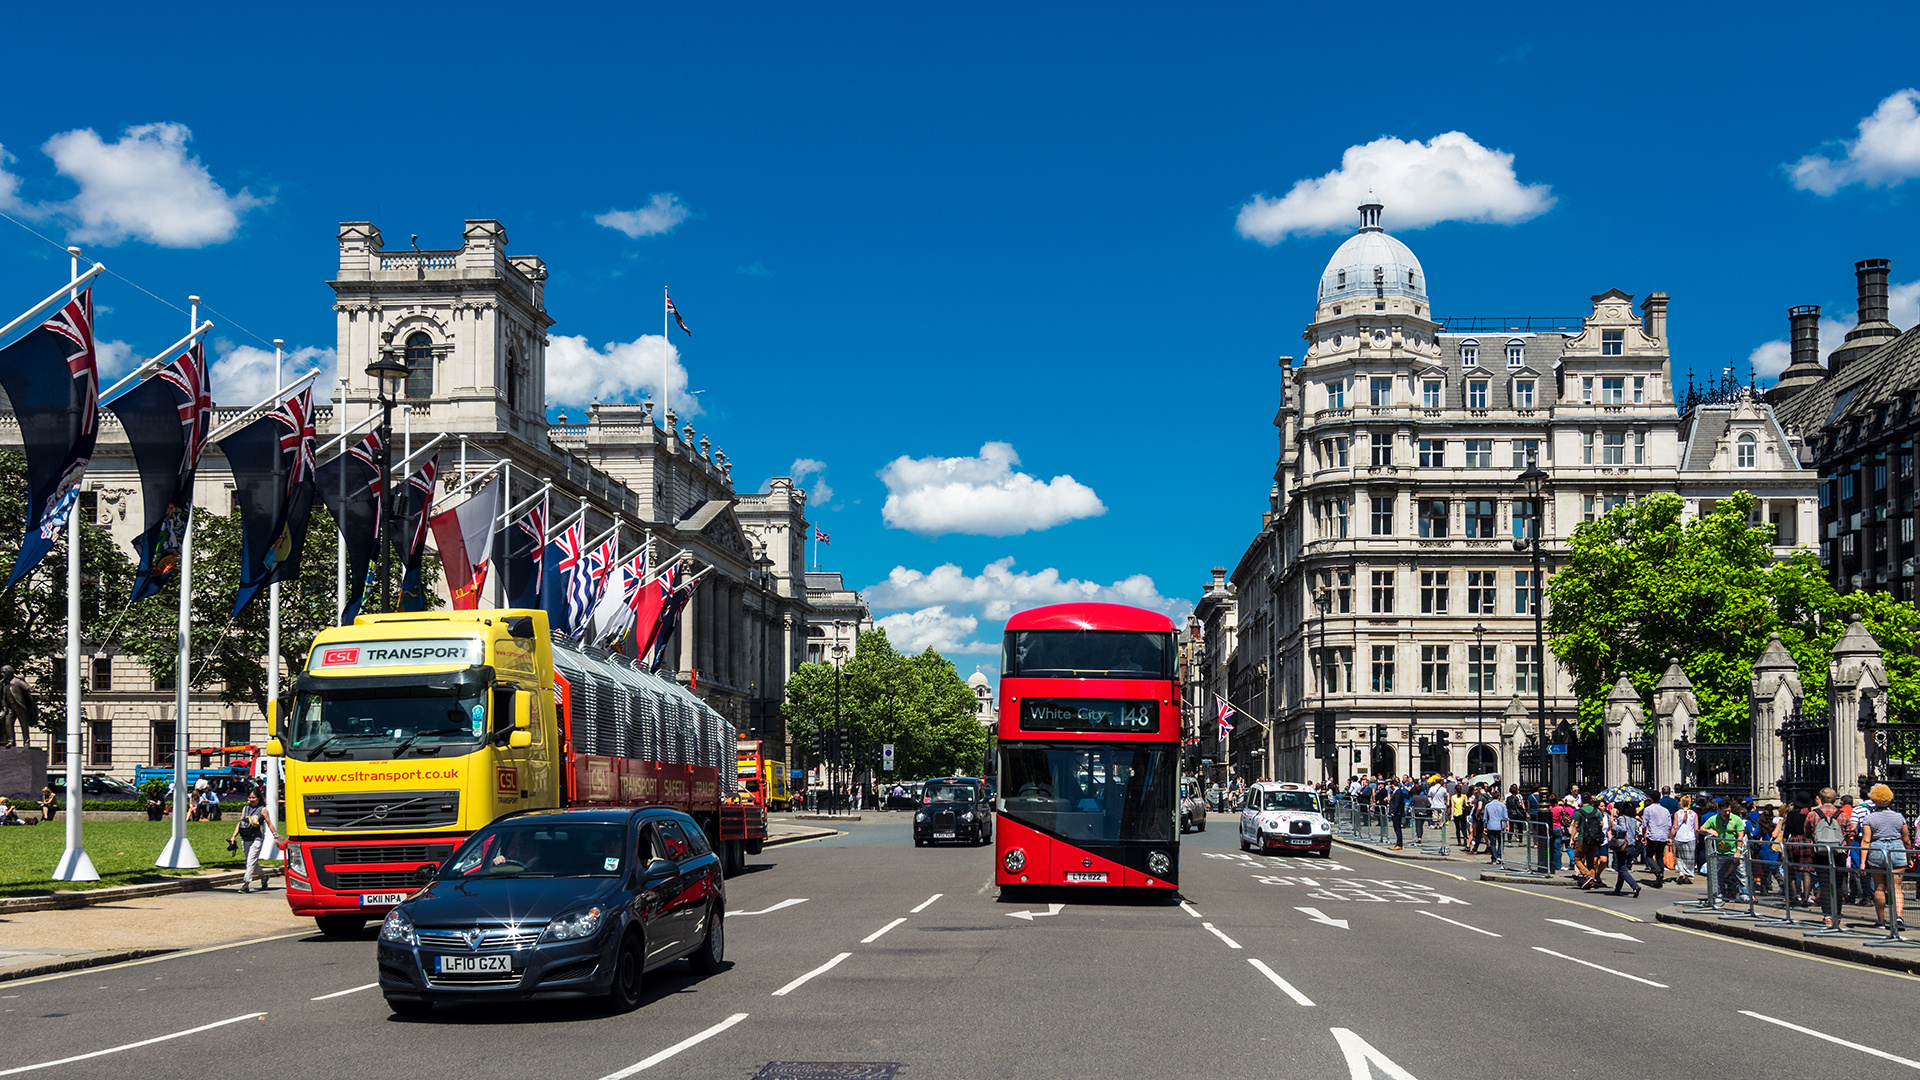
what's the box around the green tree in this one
[1547,491,1920,740]
[0,451,137,738]
[781,628,989,780]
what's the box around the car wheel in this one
[316,915,366,938]
[1239,833,1251,852]
[602,933,644,1013]
[385,997,431,1016]
[689,903,725,975]
[1198,819,1206,832]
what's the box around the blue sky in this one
[4,2,1920,683]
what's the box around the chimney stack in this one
[1765,304,1831,405]
[1641,292,1669,342]
[1830,258,1900,377]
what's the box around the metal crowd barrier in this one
[1490,818,1553,878]
[1415,807,1450,855]
[1690,841,1920,948]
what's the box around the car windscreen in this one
[924,785,976,805]
[999,743,1173,843]
[1261,791,1317,812]
[1003,630,1173,680]
[443,822,628,879]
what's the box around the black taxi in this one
[913,776,993,846]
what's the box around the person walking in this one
[1806,788,1847,928]
[1610,801,1643,897]
[1703,798,1751,903]
[1573,795,1606,889]
[228,790,278,894]
[1860,784,1911,931]
[1388,777,1410,849]
[1451,787,1469,850]
[1641,793,1673,889]
[1482,793,1508,864]
[1671,794,1698,886]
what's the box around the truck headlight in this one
[287,843,306,877]
[378,908,418,947]
[540,906,604,943]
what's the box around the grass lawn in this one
[0,820,274,896]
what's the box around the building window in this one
[1371,433,1393,466]
[1902,517,1914,546]
[1371,496,1394,535]
[1634,430,1646,465]
[1513,438,1540,469]
[404,332,433,399]
[1515,381,1536,408]
[1633,376,1646,404]
[1582,377,1594,403]
[1466,571,1495,614]
[1334,497,1349,537]
[224,721,251,752]
[1418,439,1444,467]
[1334,437,1349,466]
[1901,454,1914,479]
[1371,570,1395,613]
[1605,494,1627,513]
[1514,499,1537,538]
[808,644,823,663]
[1326,380,1346,409]
[505,348,520,411]
[1601,329,1623,356]
[1583,495,1599,522]
[1370,377,1393,407]
[153,721,176,768]
[1516,570,1539,615]
[1320,570,1352,614]
[1467,644,1493,694]
[1582,431,1595,465]
[1465,499,1496,538]
[1603,431,1625,465]
[1318,647,1352,694]
[90,656,112,692]
[1337,270,1347,288]
[1420,645,1450,693]
[89,721,112,767]
[1422,380,1442,408]
[1869,458,1884,487]
[1506,341,1525,368]
[1820,482,1832,507]
[1371,645,1396,693]
[1601,377,1625,405]
[1516,646,1541,693]
[1419,499,1449,538]
[1468,381,1489,409]
[1464,439,1493,468]
[1461,340,1479,367]
[1841,474,1855,499]
[1420,571,1449,614]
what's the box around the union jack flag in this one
[154,340,211,474]
[555,520,589,635]
[1217,697,1234,739]
[0,286,99,589]
[346,430,385,535]
[47,290,98,441]
[622,552,652,618]
[273,387,316,497]
[516,497,548,600]
[815,528,830,544]
[404,455,437,557]
[665,290,691,336]
[582,533,617,614]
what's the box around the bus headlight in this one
[1003,848,1026,873]
[1148,850,1171,877]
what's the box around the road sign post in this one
[883,743,895,772]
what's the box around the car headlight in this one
[287,844,307,877]
[960,811,974,822]
[540,906,604,943]
[1147,850,1171,877]
[1003,848,1026,873]
[378,908,418,947]
[916,812,928,823]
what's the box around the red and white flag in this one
[815,528,830,544]
[1217,697,1234,739]
[428,477,501,610]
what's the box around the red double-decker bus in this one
[994,603,1180,892]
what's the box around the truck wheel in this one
[728,840,746,877]
[745,838,764,856]
[316,915,366,938]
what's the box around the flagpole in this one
[156,295,203,870]
[0,262,106,355]
[496,461,511,608]
[261,338,285,860]
[335,377,349,624]
[97,321,214,406]
[662,286,669,431]
[52,245,97,883]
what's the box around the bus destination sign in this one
[1019,698,1159,733]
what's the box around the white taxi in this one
[1239,782,1332,856]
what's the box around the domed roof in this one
[1317,202,1428,307]
[967,667,992,689]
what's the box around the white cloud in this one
[875,606,997,655]
[879,442,1105,537]
[790,458,834,505]
[1236,131,1555,244]
[0,145,21,209]
[544,332,700,414]
[1750,279,1919,382]
[866,556,1190,622]
[94,339,140,383]
[1789,89,1920,195]
[594,194,690,239]
[7,123,268,248]
[208,340,332,407]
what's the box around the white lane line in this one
[1419,911,1501,937]
[309,982,379,1001]
[911,893,942,913]
[1740,1009,1920,1069]
[1201,922,1243,949]
[1247,958,1315,1006]
[0,1012,267,1076]
[1546,917,1641,941]
[1530,947,1668,988]
[861,918,907,944]
[771,952,852,997]
[594,1012,751,1079]
[729,898,808,917]
[1179,901,1203,919]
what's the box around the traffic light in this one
[1375,724,1390,743]
[1418,736,1430,755]
[1435,730,1450,752]
[811,727,825,757]
[1313,710,1335,746]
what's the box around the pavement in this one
[3,814,1918,1079]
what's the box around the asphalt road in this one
[5,813,1919,1080]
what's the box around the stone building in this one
[800,572,874,666]
[0,218,824,777]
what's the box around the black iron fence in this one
[1860,700,1920,816]
[1677,737,1752,806]
[1777,708,1830,806]
[1625,732,1653,791]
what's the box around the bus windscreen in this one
[1004,630,1172,680]
[999,743,1173,843]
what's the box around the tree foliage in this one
[781,628,990,780]
[1547,491,1920,740]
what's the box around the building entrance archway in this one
[1467,744,1497,777]
[1370,742,1396,777]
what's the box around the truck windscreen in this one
[287,679,489,762]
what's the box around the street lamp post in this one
[1473,621,1487,776]
[1519,450,1551,871]
[365,354,410,613]
[1314,587,1332,784]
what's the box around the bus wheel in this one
[316,915,366,938]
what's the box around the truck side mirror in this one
[507,730,532,749]
[513,690,534,730]
[267,699,279,739]
[263,739,285,757]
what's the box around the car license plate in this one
[360,893,409,906]
[933,831,955,838]
[1065,871,1108,882]
[434,954,513,974]
[1286,839,1310,845]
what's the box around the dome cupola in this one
[1316,202,1429,314]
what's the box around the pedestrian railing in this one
[1690,843,1920,948]
[1490,819,1553,879]
[1414,807,1449,856]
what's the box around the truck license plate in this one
[360,893,409,906]
[434,955,513,974]
[1065,871,1108,882]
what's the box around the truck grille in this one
[303,791,459,831]
[332,844,455,864]
[330,871,427,891]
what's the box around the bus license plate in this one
[1065,871,1108,883]
[360,893,409,906]
[434,955,513,974]
[933,832,955,838]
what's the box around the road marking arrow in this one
[1546,918,1642,942]
[1332,1027,1422,1080]
[1006,903,1066,921]
[1295,906,1350,929]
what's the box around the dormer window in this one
[1337,271,1347,288]
[1602,329,1624,356]
[1506,340,1525,367]
[1737,432,1757,468]
[1408,270,1417,287]
[1460,339,1479,367]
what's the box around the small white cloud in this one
[875,606,997,655]
[207,340,332,406]
[879,442,1105,537]
[866,557,1190,622]
[1789,89,1920,195]
[1752,278,1918,383]
[16,123,269,248]
[94,339,140,383]
[544,332,700,414]
[791,458,834,506]
[594,194,690,239]
[1748,340,1792,382]
[0,145,22,210]
[1236,131,1555,244]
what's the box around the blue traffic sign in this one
[1548,743,1568,755]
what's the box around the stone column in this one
[1603,675,1642,791]
[781,612,794,683]
[1498,696,1524,786]
[676,557,697,679]
[1829,614,1886,798]
[1749,632,1801,801]
[1651,657,1699,792]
